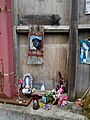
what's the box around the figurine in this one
[33,94,40,110]
[18,78,23,99]
[22,73,33,94]
[43,104,51,110]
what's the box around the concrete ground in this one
[0,101,88,120]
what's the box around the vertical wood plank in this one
[68,0,78,100]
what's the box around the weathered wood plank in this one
[16,25,70,33]
[68,0,78,100]
[19,14,60,25]
[16,24,90,33]
[75,32,90,97]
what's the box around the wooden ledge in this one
[16,24,90,33]
[16,25,69,33]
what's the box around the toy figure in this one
[43,104,51,110]
[33,94,40,110]
[18,78,23,100]
[18,78,23,89]
[22,73,33,94]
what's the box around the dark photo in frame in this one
[28,33,44,65]
[30,34,43,50]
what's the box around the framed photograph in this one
[29,34,43,50]
[80,39,90,64]
[85,0,90,14]
[28,33,44,65]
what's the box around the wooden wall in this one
[75,0,90,97]
[19,33,69,89]
[12,0,70,89]
[17,0,70,25]
[75,31,90,97]
[79,0,90,24]
[12,0,90,97]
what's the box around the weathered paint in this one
[18,0,70,25]
[0,0,15,98]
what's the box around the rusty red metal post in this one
[0,0,15,98]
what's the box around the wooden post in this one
[68,0,78,100]
[12,0,20,82]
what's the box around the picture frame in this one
[28,33,44,65]
[29,34,43,51]
[85,0,90,14]
[80,39,90,64]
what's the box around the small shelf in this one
[16,24,90,33]
[44,25,69,33]
[16,25,29,33]
[78,24,90,29]
[16,25,70,33]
